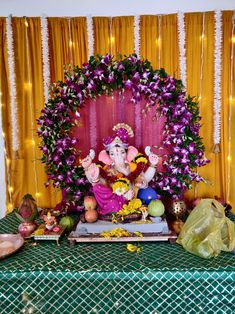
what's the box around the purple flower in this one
[117,63,125,71]
[42,146,48,154]
[57,175,64,181]
[65,155,75,166]
[124,80,132,89]
[76,178,85,185]
[132,72,140,83]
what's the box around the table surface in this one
[0,213,235,314]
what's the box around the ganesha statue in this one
[81,123,159,216]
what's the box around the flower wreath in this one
[38,54,209,210]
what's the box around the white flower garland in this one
[86,15,94,57]
[6,16,19,152]
[134,15,140,57]
[40,16,50,104]
[177,11,187,89]
[213,9,222,147]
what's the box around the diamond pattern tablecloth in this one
[0,213,235,314]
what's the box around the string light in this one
[24,16,39,204]
[7,203,13,211]
[67,17,73,65]
[110,17,113,54]
[194,12,205,199]
[227,10,235,204]
[24,82,32,90]
[157,15,161,68]
[0,78,10,216]
[9,186,13,193]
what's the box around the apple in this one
[147,200,165,217]
[84,196,97,210]
[85,208,98,223]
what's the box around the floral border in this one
[38,54,209,209]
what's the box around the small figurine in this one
[43,211,57,231]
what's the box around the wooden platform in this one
[68,231,177,245]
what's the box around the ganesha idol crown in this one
[103,123,134,151]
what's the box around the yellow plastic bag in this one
[177,199,235,258]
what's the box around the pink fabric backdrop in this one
[72,90,167,168]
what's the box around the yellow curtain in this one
[185,12,218,200]
[140,15,158,68]
[0,13,235,214]
[160,14,180,78]
[112,16,134,56]
[93,17,110,55]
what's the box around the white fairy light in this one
[227,11,235,204]
[86,15,94,57]
[0,91,12,217]
[110,17,113,54]
[194,12,205,198]
[67,17,73,65]
[40,16,50,104]
[213,9,222,148]
[24,17,39,204]
[157,15,161,68]
[134,15,140,58]
[6,15,19,152]
[177,11,187,88]
[199,12,205,112]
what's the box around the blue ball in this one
[137,187,158,205]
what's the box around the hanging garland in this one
[177,11,187,89]
[40,16,50,104]
[86,15,94,57]
[134,15,140,58]
[38,54,209,209]
[213,9,222,150]
[6,15,19,152]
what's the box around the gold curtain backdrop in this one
[0,12,234,214]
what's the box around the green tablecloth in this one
[0,213,235,314]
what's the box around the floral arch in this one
[38,54,208,210]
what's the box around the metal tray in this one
[0,234,24,259]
